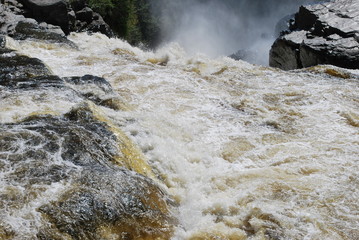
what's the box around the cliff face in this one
[270,0,359,70]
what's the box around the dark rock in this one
[0,3,24,35]
[270,0,359,70]
[1,0,26,15]
[13,20,77,47]
[229,49,259,63]
[0,49,124,109]
[68,9,76,26]
[275,14,295,37]
[74,11,114,38]
[0,35,5,48]
[1,75,65,89]
[0,4,77,46]
[1,0,114,39]
[76,7,93,23]
[0,48,52,81]
[63,75,126,110]
[18,0,70,34]
[269,31,304,70]
[0,102,175,239]
[69,0,86,12]
[67,0,114,37]
[64,74,113,93]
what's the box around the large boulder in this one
[0,4,76,46]
[18,0,70,33]
[0,103,175,239]
[270,0,359,70]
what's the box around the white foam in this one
[7,33,359,239]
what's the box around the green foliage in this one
[86,0,160,48]
[88,0,114,15]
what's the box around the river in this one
[1,32,359,239]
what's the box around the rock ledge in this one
[270,0,359,70]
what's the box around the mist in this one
[151,0,322,65]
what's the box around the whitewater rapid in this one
[3,33,359,239]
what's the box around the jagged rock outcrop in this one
[0,3,76,46]
[1,0,114,39]
[270,0,359,70]
[18,0,70,33]
[18,0,114,37]
[68,0,114,37]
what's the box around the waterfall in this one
[150,0,324,65]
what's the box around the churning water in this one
[1,33,359,239]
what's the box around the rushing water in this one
[2,33,359,239]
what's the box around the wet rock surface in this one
[0,48,53,81]
[18,0,114,37]
[0,48,126,110]
[0,103,175,239]
[69,3,114,38]
[270,0,359,70]
[12,20,76,46]
[64,74,129,110]
[0,38,175,238]
[0,3,76,46]
[18,0,70,34]
[228,49,259,63]
[64,74,113,94]
[0,0,113,46]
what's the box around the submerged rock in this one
[64,74,130,111]
[228,49,259,63]
[0,48,53,81]
[0,102,175,239]
[270,0,359,70]
[0,49,127,111]
[63,74,113,93]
